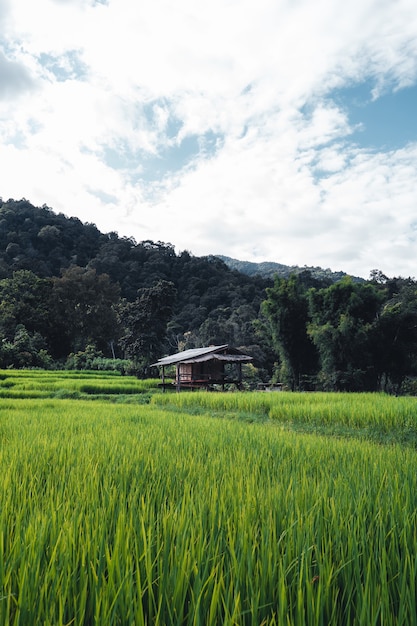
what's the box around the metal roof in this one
[182,353,253,364]
[151,345,231,366]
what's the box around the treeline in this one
[262,271,417,393]
[1,198,417,393]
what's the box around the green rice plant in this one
[1,398,417,624]
[152,390,417,445]
[77,378,162,395]
[0,370,162,400]
[0,389,51,399]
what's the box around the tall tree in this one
[308,277,384,390]
[0,270,52,339]
[262,274,318,390]
[118,280,177,373]
[373,280,417,393]
[49,266,120,358]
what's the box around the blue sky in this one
[0,0,417,278]
[334,82,417,150]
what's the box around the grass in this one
[1,372,417,624]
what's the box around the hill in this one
[217,255,365,283]
[0,198,274,371]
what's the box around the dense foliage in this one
[0,198,270,375]
[262,273,417,392]
[1,197,417,392]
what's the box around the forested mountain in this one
[0,198,274,375]
[1,197,417,393]
[217,255,364,283]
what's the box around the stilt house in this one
[152,344,253,391]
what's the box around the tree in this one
[0,270,52,340]
[49,266,120,358]
[373,280,417,393]
[118,280,177,373]
[308,277,384,391]
[262,274,318,390]
[0,325,53,369]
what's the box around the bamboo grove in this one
[261,272,417,393]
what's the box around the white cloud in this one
[0,0,417,278]
[0,50,35,98]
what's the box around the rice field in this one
[152,390,417,446]
[1,372,417,624]
[0,370,162,400]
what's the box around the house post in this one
[237,362,242,389]
[176,363,180,392]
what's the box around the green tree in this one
[373,280,417,393]
[49,266,120,358]
[0,270,52,340]
[262,274,318,390]
[118,280,176,373]
[308,277,384,390]
[0,325,53,369]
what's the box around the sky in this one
[1,0,417,279]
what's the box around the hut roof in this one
[151,344,252,367]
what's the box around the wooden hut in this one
[152,344,253,391]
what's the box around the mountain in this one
[0,198,274,369]
[0,197,362,286]
[216,255,365,283]
[1,197,413,392]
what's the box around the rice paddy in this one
[1,370,417,624]
[152,390,417,446]
[0,370,162,401]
